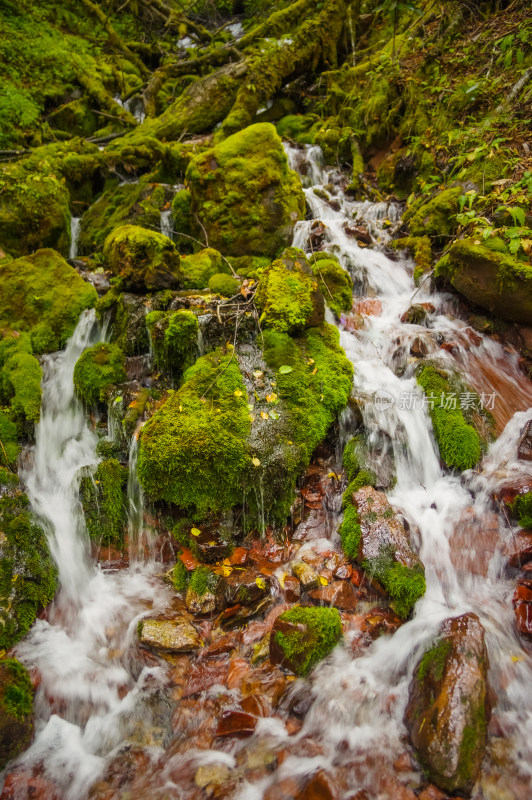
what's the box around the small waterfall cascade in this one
[69,216,81,260]
[160,208,173,241]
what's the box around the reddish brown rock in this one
[360,608,402,639]
[307,580,359,611]
[449,508,500,577]
[405,613,489,796]
[182,659,229,698]
[344,224,371,244]
[216,710,257,738]
[1,772,61,800]
[283,575,302,602]
[241,694,270,717]
[513,580,532,638]
[229,546,249,565]
[517,419,532,461]
[353,486,423,570]
[296,770,337,800]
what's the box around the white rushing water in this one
[232,143,532,798]
[12,311,172,798]
[160,208,173,241]
[69,216,81,260]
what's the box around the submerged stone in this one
[138,617,200,653]
[405,612,490,795]
[186,122,305,258]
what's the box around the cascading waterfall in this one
[160,208,173,241]
[12,311,171,799]
[246,142,532,797]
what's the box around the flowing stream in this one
[5,145,532,799]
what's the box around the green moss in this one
[339,501,362,561]
[435,238,532,325]
[79,458,128,547]
[146,309,199,380]
[78,176,170,255]
[342,434,368,482]
[391,236,432,274]
[208,273,240,297]
[173,559,189,593]
[0,659,33,720]
[0,491,57,650]
[510,492,532,530]
[0,333,42,426]
[404,187,462,240]
[417,364,482,471]
[310,252,353,317]
[188,566,219,597]
[274,606,342,677]
[380,562,426,620]
[73,342,126,407]
[137,347,251,516]
[342,469,377,509]
[256,248,323,334]
[276,114,319,143]
[181,248,228,290]
[0,411,19,469]
[186,122,305,259]
[103,224,183,293]
[0,249,97,354]
[170,189,192,249]
[417,638,453,683]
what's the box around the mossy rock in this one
[0,164,70,258]
[0,489,57,651]
[79,176,171,255]
[256,247,324,334]
[405,613,489,795]
[435,238,532,325]
[103,224,183,292]
[186,122,305,258]
[0,409,19,469]
[98,291,151,357]
[73,342,126,407]
[310,252,353,317]
[47,98,100,139]
[270,605,342,677]
[0,658,34,770]
[0,333,42,424]
[208,273,240,297]
[510,492,532,529]
[170,189,193,249]
[0,249,97,354]
[146,308,199,380]
[404,187,462,240]
[79,459,128,547]
[391,236,432,276]
[181,248,228,290]
[137,347,251,517]
[416,363,483,471]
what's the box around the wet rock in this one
[229,546,249,565]
[297,770,337,800]
[517,420,532,461]
[224,568,272,607]
[405,612,490,795]
[344,224,371,244]
[241,694,270,717]
[251,633,271,665]
[307,580,359,611]
[505,531,532,568]
[216,710,257,738]
[186,573,225,615]
[195,763,230,789]
[513,580,532,638]
[1,771,61,800]
[353,488,422,570]
[0,659,34,770]
[309,220,327,248]
[401,303,434,326]
[194,527,233,563]
[360,607,402,639]
[217,596,272,627]
[292,560,320,590]
[270,606,342,677]
[450,508,500,577]
[182,659,229,698]
[410,334,434,358]
[283,575,302,602]
[138,617,200,653]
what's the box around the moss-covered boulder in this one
[181,248,228,290]
[0,489,57,651]
[0,249,97,354]
[208,273,240,297]
[138,617,200,654]
[0,411,19,471]
[416,364,483,472]
[78,177,172,255]
[137,347,251,516]
[103,225,183,292]
[270,606,342,677]
[340,486,425,619]
[145,309,199,380]
[186,123,305,258]
[310,252,353,317]
[79,459,128,547]
[405,613,490,795]
[73,342,126,407]
[435,238,532,325]
[0,166,70,258]
[0,658,34,770]
[0,333,42,424]
[404,187,462,240]
[256,248,324,334]
[97,290,151,358]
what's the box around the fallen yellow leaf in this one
[319,576,328,585]
[234,389,243,397]
[255,577,266,590]
[260,411,269,420]
[252,456,261,467]
[191,527,201,537]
